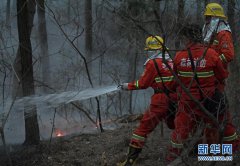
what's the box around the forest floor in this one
[0,115,240,166]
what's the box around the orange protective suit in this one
[210,30,235,69]
[203,21,240,152]
[127,54,176,148]
[167,43,239,161]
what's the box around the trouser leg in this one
[167,110,195,161]
[204,111,240,152]
[130,104,167,148]
[120,104,167,166]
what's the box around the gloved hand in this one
[118,83,129,90]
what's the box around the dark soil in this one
[0,119,239,166]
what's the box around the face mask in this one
[146,50,158,57]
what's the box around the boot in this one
[119,146,142,166]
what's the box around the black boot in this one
[120,146,142,166]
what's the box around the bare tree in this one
[12,0,16,15]
[67,0,71,21]
[196,0,201,23]
[5,0,11,27]
[37,0,50,93]
[178,0,185,21]
[175,0,184,49]
[227,0,240,113]
[85,0,93,68]
[12,0,37,97]
[17,0,40,145]
[151,0,162,34]
[228,0,236,41]
[120,0,146,114]
[204,0,209,7]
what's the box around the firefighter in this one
[202,2,240,147]
[202,2,234,70]
[118,36,177,166]
[166,24,231,162]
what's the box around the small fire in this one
[55,129,64,137]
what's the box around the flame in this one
[55,129,64,137]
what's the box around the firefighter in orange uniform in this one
[118,36,177,166]
[202,2,240,148]
[203,2,234,71]
[166,24,235,162]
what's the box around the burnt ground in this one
[0,117,240,166]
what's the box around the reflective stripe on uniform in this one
[213,40,219,45]
[129,143,142,149]
[155,76,174,83]
[178,71,214,78]
[219,54,227,63]
[134,80,139,89]
[223,132,238,142]
[132,134,145,142]
[171,140,183,148]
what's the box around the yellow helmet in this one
[144,36,164,50]
[204,3,226,19]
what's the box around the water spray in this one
[0,85,120,125]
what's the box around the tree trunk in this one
[12,0,16,16]
[153,0,161,34]
[154,0,160,11]
[204,0,209,7]
[37,0,50,93]
[85,0,92,67]
[17,0,40,145]
[6,0,11,27]
[227,0,236,42]
[227,0,240,113]
[12,0,37,97]
[196,0,201,23]
[175,0,184,49]
[127,41,138,115]
[177,0,184,24]
[67,0,71,21]
[125,1,142,114]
